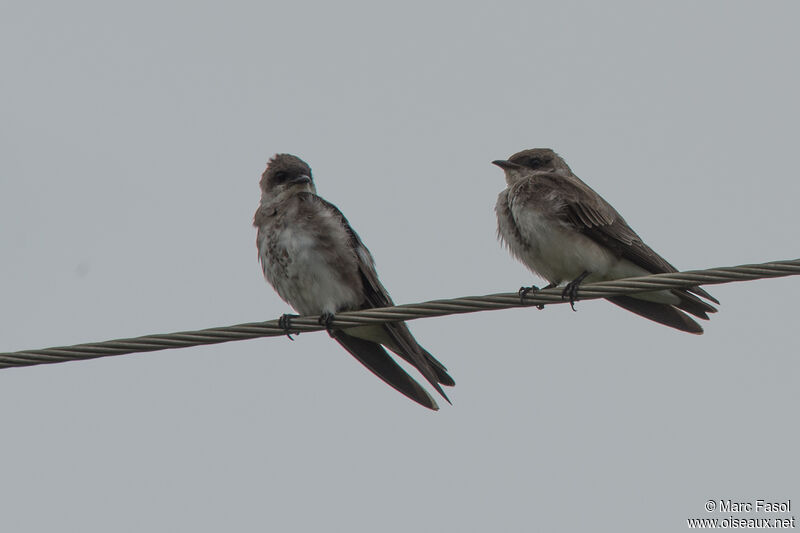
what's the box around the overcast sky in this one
[1,2,798,532]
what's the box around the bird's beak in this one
[289,174,312,185]
[492,159,518,170]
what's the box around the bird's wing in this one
[535,174,718,305]
[607,295,704,334]
[332,330,439,410]
[312,195,454,399]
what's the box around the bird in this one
[254,153,454,409]
[492,148,718,334]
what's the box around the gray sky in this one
[1,1,798,531]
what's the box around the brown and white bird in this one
[493,148,718,334]
[254,154,454,409]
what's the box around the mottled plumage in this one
[254,154,454,409]
[493,148,718,334]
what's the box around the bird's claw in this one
[318,312,336,337]
[562,271,590,312]
[278,313,300,340]
[518,285,540,305]
[562,285,578,311]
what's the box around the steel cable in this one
[1,258,798,369]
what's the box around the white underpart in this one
[500,191,679,305]
[259,220,362,316]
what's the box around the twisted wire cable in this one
[1,258,798,370]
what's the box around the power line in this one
[1,258,798,370]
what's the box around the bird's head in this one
[260,153,316,200]
[492,148,572,185]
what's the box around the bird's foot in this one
[318,312,336,337]
[278,314,300,340]
[562,271,590,312]
[520,283,558,309]
[518,285,540,305]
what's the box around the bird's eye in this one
[274,171,288,182]
[527,157,542,167]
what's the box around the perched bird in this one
[492,148,718,334]
[254,154,454,409]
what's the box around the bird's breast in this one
[257,214,362,316]
[505,198,618,284]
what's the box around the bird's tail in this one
[332,330,440,410]
[607,295,704,334]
